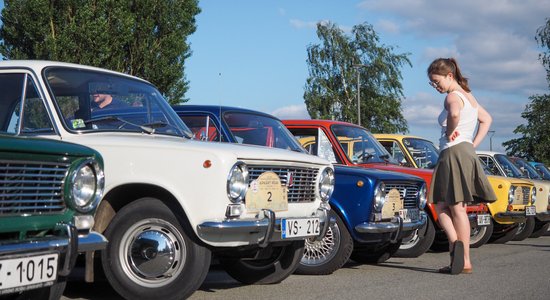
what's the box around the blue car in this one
[173,105,428,275]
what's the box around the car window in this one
[378,140,410,167]
[288,127,341,164]
[0,73,54,135]
[179,114,224,142]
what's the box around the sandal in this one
[462,268,473,274]
[450,240,464,275]
[438,266,452,274]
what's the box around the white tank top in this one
[438,91,478,150]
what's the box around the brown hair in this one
[427,58,471,92]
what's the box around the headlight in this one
[508,186,515,205]
[68,159,104,213]
[418,183,427,209]
[318,167,335,202]
[373,182,386,212]
[227,162,248,203]
[531,187,536,205]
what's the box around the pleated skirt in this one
[429,142,497,204]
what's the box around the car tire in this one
[101,197,211,300]
[295,211,353,275]
[529,220,550,238]
[489,224,520,244]
[470,218,493,248]
[219,240,305,284]
[395,216,435,257]
[512,217,536,241]
[350,240,401,264]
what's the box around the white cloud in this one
[271,104,311,119]
[289,19,318,29]
[376,19,400,34]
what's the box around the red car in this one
[283,119,491,256]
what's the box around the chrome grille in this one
[247,166,318,203]
[522,186,531,205]
[0,160,69,215]
[384,183,419,209]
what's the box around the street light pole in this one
[353,64,368,126]
[488,130,495,151]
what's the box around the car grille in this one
[0,160,69,215]
[384,182,419,209]
[521,186,531,205]
[247,166,318,203]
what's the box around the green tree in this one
[0,0,200,104]
[503,18,550,165]
[304,21,411,133]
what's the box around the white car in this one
[0,60,334,300]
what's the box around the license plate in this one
[399,208,419,223]
[477,214,491,226]
[525,206,536,216]
[281,217,320,239]
[0,253,58,294]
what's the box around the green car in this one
[0,134,106,299]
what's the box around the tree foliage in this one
[0,0,200,104]
[503,94,550,165]
[504,18,550,165]
[304,21,411,133]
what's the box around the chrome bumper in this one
[354,212,427,242]
[536,211,550,222]
[494,211,528,223]
[197,207,331,247]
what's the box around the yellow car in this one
[375,134,535,245]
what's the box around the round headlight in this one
[227,162,248,203]
[319,167,335,202]
[373,182,386,212]
[508,186,515,205]
[531,187,536,205]
[418,183,427,209]
[69,159,104,213]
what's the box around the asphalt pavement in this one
[62,235,550,300]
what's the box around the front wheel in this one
[350,240,401,264]
[295,211,353,275]
[219,240,305,284]
[530,221,550,238]
[395,217,435,257]
[101,198,211,300]
[512,217,536,241]
[470,219,493,248]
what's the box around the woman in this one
[427,58,496,275]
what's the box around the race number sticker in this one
[245,172,288,212]
[382,188,403,219]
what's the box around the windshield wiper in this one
[85,116,155,134]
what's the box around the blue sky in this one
[1,1,548,152]
[186,0,549,152]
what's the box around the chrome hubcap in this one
[120,219,186,287]
[470,226,486,244]
[301,222,340,266]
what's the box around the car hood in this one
[334,165,424,183]
[61,132,331,166]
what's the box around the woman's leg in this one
[435,202,457,249]
[449,202,471,270]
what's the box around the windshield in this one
[44,67,192,137]
[331,124,398,164]
[495,154,527,178]
[402,138,439,169]
[223,112,304,152]
[533,163,550,180]
[511,158,542,180]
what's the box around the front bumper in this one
[536,211,550,222]
[354,212,427,242]
[0,223,107,279]
[197,206,331,247]
[494,211,528,223]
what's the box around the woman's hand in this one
[448,130,460,142]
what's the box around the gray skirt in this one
[429,142,496,205]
